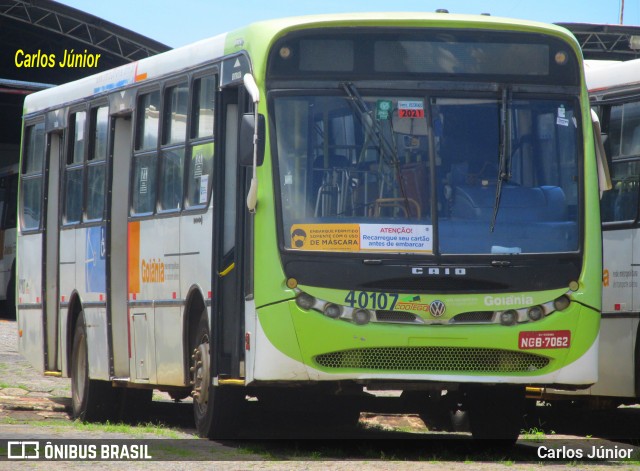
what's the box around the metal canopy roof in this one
[557,23,640,61]
[1,1,168,61]
[0,0,170,166]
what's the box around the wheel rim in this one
[192,334,210,416]
[72,332,87,412]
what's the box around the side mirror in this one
[239,112,265,167]
[591,109,612,198]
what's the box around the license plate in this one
[518,330,571,349]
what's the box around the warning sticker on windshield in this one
[290,224,432,253]
[291,224,360,251]
[398,100,425,118]
[360,224,432,252]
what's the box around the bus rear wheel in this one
[191,311,242,439]
[71,312,116,422]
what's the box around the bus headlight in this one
[324,303,342,319]
[500,310,518,326]
[527,305,544,321]
[553,295,571,312]
[296,292,316,310]
[353,309,371,325]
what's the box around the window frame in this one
[599,101,640,229]
[61,102,110,227]
[62,107,87,226]
[129,69,218,219]
[184,71,217,211]
[19,119,46,233]
[85,104,109,223]
[131,87,161,217]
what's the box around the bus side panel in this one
[129,217,180,384]
[129,308,156,383]
[592,318,636,396]
[244,299,256,384]
[17,232,44,372]
[154,306,184,385]
[59,306,70,377]
[17,309,44,372]
[177,207,213,384]
[252,304,310,382]
[58,230,77,305]
[598,228,636,397]
[83,306,110,380]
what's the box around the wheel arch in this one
[183,285,209,385]
[65,290,84,375]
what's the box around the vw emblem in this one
[429,300,446,317]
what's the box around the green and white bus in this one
[17,12,604,441]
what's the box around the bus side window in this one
[63,110,86,225]
[159,149,184,210]
[132,90,160,216]
[186,74,216,208]
[601,103,640,223]
[20,122,45,231]
[132,155,157,215]
[159,82,188,212]
[86,106,108,221]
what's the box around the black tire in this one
[191,310,243,439]
[71,312,117,422]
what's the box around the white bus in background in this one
[557,58,640,405]
[0,164,18,318]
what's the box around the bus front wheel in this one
[70,312,116,422]
[191,311,242,439]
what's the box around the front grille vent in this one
[375,311,419,323]
[315,346,549,373]
[450,311,495,324]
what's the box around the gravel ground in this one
[0,319,70,397]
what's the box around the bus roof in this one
[586,58,640,96]
[23,12,579,116]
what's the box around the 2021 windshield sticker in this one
[398,100,425,118]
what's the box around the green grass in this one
[0,416,193,439]
[73,420,192,438]
[520,426,552,442]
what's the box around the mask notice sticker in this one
[519,330,571,349]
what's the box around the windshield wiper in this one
[341,82,413,218]
[490,88,512,232]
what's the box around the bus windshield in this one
[274,91,580,255]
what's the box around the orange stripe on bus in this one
[128,221,140,294]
